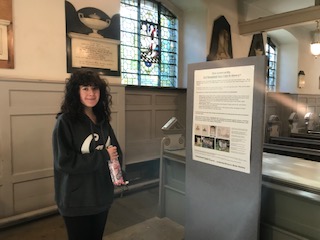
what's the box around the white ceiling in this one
[239,0,315,15]
[170,0,318,29]
[169,0,319,42]
[239,0,319,43]
[239,0,318,30]
[170,0,316,15]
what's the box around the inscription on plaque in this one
[70,34,119,71]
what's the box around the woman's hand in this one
[106,145,119,160]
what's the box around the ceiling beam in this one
[239,5,320,35]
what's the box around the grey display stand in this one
[158,144,186,225]
[185,56,266,240]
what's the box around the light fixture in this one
[298,70,305,88]
[310,20,320,57]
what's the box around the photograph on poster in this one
[194,124,202,135]
[194,135,202,147]
[217,126,230,138]
[202,137,215,149]
[216,138,230,152]
[192,65,254,174]
[210,125,216,137]
[201,125,209,136]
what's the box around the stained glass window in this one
[120,0,178,87]
[266,37,277,92]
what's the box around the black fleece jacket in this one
[52,113,122,216]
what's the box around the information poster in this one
[192,65,255,173]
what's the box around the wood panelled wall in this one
[3,81,318,223]
[0,79,125,220]
[125,87,186,165]
[0,79,186,223]
[0,80,63,219]
[265,92,320,137]
[265,92,296,137]
[0,0,14,68]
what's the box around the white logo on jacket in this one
[81,134,110,154]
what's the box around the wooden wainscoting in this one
[0,79,64,218]
[265,92,320,137]
[0,79,125,222]
[265,92,296,137]
[0,79,185,223]
[125,86,186,165]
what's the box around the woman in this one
[52,70,124,240]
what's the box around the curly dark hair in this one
[57,70,112,122]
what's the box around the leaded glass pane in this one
[122,59,138,73]
[141,75,159,86]
[122,73,138,85]
[121,32,138,47]
[121,0,138,6]
[161,53,169,64]
[161,52,176,64]
[141,62,159,75]
[120,2,138,20]
[161,14,176,28]
[120,0,177,87]
[161,39,177,52]
[269,47,275,55]
[140,1,158,23]
[265,37,277,91]
[140,21,159,66]
[269,78,275,87]
[161,27,177,40]
[160,76,175,87]
[268,53,275,62]
[161,64,176,76]
[269,70,275,78]
[121,18,138,34]
[121,46,138,59]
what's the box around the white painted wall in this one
[0,0,121,84]
[179,5,207,88]
[239,0,320,94]
[206,0,251,59]
[269,26,320,94]
[0,0,262,88]
[277,42,298,93]
[174,0,252,88]
[1,0,317,92]
[1,0,67,82]
[296,28,320,94]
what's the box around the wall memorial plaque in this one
[69,32,119,71]
[65,0,120,76]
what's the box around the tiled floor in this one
[105,217,184,240]
[0,187,184,240]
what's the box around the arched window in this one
[265,37,277,91]
[120,0,178,87]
